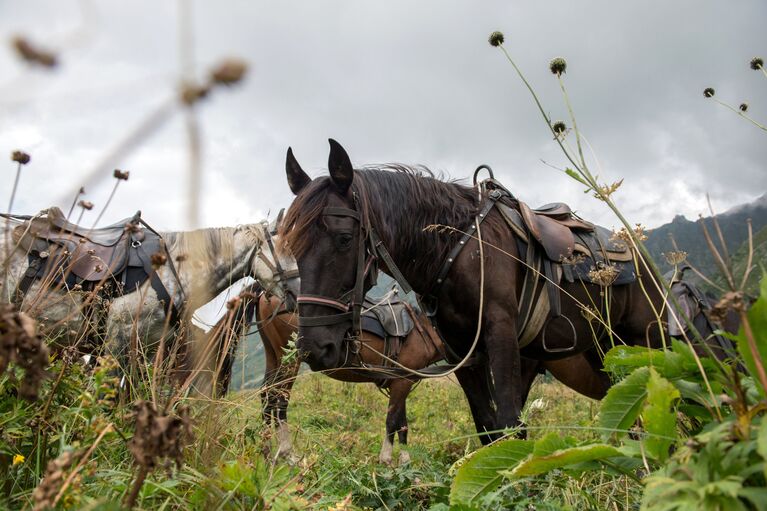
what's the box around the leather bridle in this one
[296,192,413,335]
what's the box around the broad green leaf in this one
[505,444,623,478]
[735,275,767,397]
[603,345,671,375]
[641,368,680,462]
[531,432,577,457]
[449,438,533,507]
[599,366,650,440]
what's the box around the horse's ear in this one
[286,147,311,195]
[328,138,353,195]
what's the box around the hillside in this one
[645,193,767,286]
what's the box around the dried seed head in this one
[226,296,242,310]
[551,120,567,134]
[0,304,50,401]
[663,250,688,266]
[587,264,620,287]
[150,252,167,268]
[703,87,715,98]
[128,401,193,472]
[549,57,567,76]
[709,291,745,324]
[488,31,505,47]
[11,150,30,165]
[750,57,764,70]
[12,36,58,68]
[210,58,248,85]
[32,449,78,511]
[113,169,129,181]
[78,200,94,210]
[739,102,748,112]
[180,83,210,105]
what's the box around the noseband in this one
[296,194,412,334]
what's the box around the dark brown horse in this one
[257,291,446,464]
[278,139,729,443]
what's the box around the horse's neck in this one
[163,227,256,307]
[365,180,475,293]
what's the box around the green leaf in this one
[564,167,589,186]
[505,444,623,479]
[735,275,767,397]
[449,438,533,506]
[531,432,577,457]
[641,368,680,463]
[599,366,650,440]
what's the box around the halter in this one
[296,193,412,335]
[256,219,300,309]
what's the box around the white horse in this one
[1,213,291,384]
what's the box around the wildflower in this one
[750,57,764,70]
[587,264,620,287]
[78,200,94,210]
[549,57,567,76]
[12,454,24,465]
[739,103,748,112]
[612,227,631,244]
[11,150,31,165]
[703,87,715,98]
[593,179,623,200]
[663,251,688,265]
[551,120,567,135]
[113,169,129,181]
[580,305,600,324]
[210,58,248,85]
[488,31,505,47]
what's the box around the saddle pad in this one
[566,227,636,286]
[362,296,414,338]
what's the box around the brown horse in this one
[257,290,446,464]
[278,140,732,444]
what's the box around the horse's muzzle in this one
[297,334,341,371]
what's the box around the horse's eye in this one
[336,233,353,250]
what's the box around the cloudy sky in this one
[0,0,764,232]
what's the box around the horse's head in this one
[279,139,376,370]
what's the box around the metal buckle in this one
[489,189,503,200]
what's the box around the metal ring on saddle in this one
[541,314,578,353]
[473,164,494,186]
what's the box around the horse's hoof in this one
[378,453,393,465]
[398,450,411,465]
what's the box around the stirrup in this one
[541,315,578,353]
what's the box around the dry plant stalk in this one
[0,304,50,400]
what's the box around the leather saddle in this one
[13,207,144,283]
[361,294,415,339]
[518,201,594,262]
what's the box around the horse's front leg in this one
[455,364,499,444]
[379,378,413,465]
[485,311,526,435]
